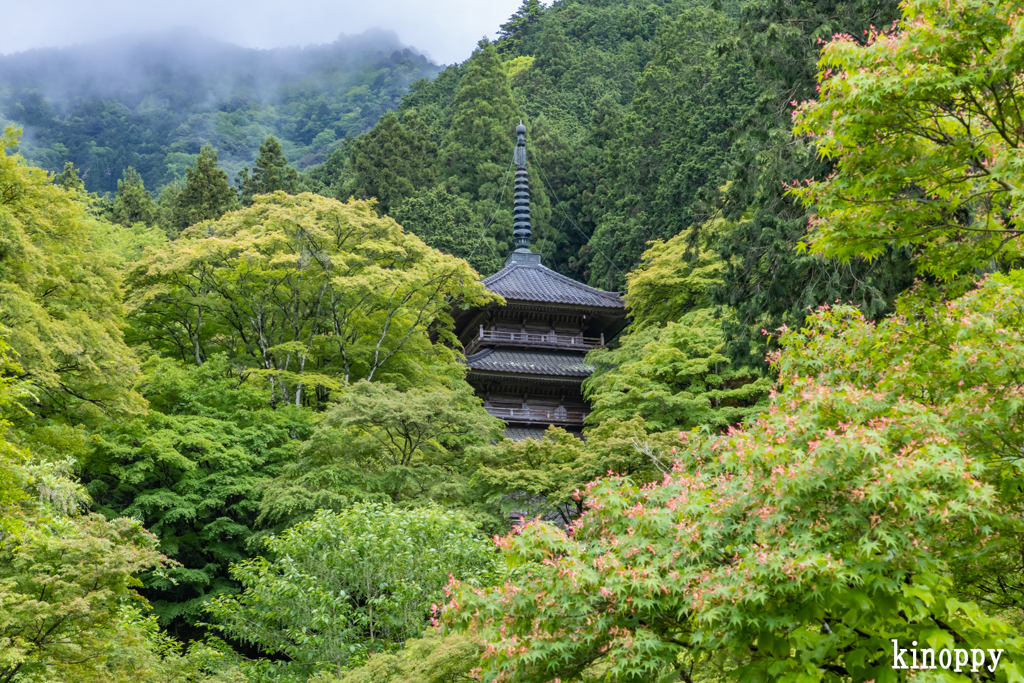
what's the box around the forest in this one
[2,0,1024,680]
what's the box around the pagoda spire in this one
[512,121,532,250]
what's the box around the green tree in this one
[82,355,318,628]
[235,136,300,207]
[258,381,503,529]
[497,0,544,53]
[791,0,1024,278]
[207,504,500,680]
[585,226,770,432]
[112,167,158,227]
[0,127,143,426]
[714,0,910,365]
[470,419,674,528]
[128,193,497,405]
[0,514,168,683]
[311,629,482,683]
[172,145,238,233]
[155,179,183,238]
[345,113,437,215]
[583,8,757,289]
[585,311,770,433]
[438,40,522,264]
[447,273,1024,683]
[389,186,482,268]
[53,161,84,192]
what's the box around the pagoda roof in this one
[505,426,583,442]
[465,348,592,377]
[483,262,624,310]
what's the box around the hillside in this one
[0,28,439,194]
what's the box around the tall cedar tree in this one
[112,167,157,227]
[345,112,437,215]
[171,145,237,233]
[715,0,914,366]
[235,136,300,206]
[583,8,758,289]
[437,40,526,271]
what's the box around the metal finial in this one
[512,122,531,250]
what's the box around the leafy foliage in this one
[791,0,1024,278]
[0,127,143,425]
[311,629,482,683]
[236,137,300,207]
[207,503,500,680]
[0,512,168,683]
[172,145,239,235]
[82,355,318,627]
[127,192,497,402]
[258,381,503,530]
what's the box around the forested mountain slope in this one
[0,29,439,194]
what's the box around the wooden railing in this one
[467,327,604,354]
[485,406,587,426]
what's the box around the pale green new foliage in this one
[128,192,498,404]
[311,629,482,683]
[586,310,771,432]
[0,127,143,425]
[207,503,500,680]
[585,227,770,432]
[791,0,1024,277]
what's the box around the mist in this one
[0,27,443,194]
[3,0,524,65]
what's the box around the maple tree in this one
[791,0,1024,277]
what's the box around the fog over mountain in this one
[0,28,441,193]
[3,0,523,65]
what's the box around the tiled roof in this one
[465,348,592,377]
[505,426,584,442]
[484,263,624,309]
[505,426,552,442]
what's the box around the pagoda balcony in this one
[466,327,605,354]
[485,406,588,427]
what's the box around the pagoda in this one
[452,123,627,440]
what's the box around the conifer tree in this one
[439,40,518,204]
[583,8,758,289]
[112,166,157,227]
[497,0,544,53]
[171,145,237,233]
[235,135,300,206]
[344,112,437,215]
[54,161,85,192]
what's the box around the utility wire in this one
[527,150,626,281]
[468,157,515,263]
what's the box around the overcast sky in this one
[3,0,526,64]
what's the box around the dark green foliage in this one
[715,0,912,365]
[344,112,437,214]
[235,136,299,206]
[389,186,483,270]
[112,167,157,227]
[172,145,238,232]
[497,0,546,53]
[81,355,318,629]
[257,381,504,532]
[583,8,758,289]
